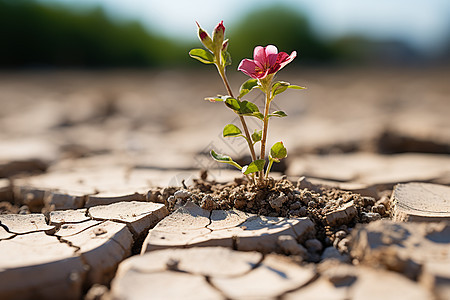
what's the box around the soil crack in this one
[57,235,82,253]
[52,220,107,238]
[278,271,320,299]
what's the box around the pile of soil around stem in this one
[168,173,391,248]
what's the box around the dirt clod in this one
[277,235,308,258]
[170,176,391,244]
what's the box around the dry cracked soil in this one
[0,67,449,299]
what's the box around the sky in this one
[38,0,450,55]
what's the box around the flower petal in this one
[277,52,290,63]
[238,59,258,78]
[253,46,267,66]
[279,51,297,69]
[269,51,297,74]
[265,45,278,67]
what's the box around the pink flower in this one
[238,45,296,79]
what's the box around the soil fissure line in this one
[86,207,139,238]
[51,220,107,238]
[238,253,266,277]
[184,210,214,246]
[0,222,55,236]
[0,221,10,233]
[57,235,82,253]
[86,208,143,254]
[206,210,213,228]
[203,254,266,298]
[0,232,17,241]
[278,271,321,298]
[86,207,140,238]
[204,275,230,300]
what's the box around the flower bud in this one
[212,21,225,53]
[196,21,214,51]
[222,39,229,52]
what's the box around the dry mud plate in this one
[0,202,168,299]
[1,174,449,299]
[0,69,449,299]
[392,182,450,222]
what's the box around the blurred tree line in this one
[0,0,184,68]
[0,0,437,69]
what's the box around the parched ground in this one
[0,67,449,178]
[0,67,449,299]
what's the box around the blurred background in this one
[1,0,450,68]
[0,0,449,186]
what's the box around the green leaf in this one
[222,51,232,67]
[239,101,259,115]
[206,95,236,102]
[239,102,264,121]
[189,48,215,64]
[287,85,306,90]
[224,98,262,119]
[251,130,262,143]
[251,112,264,120]
[205,96,224,102]
[268,110,288,118]
[210,150,243,170]
[224,97,241,111]
[223,124,242,137]
[270,142,287,161]
[211,149,233,163]
[242,159,265,175]
[272,81,290,97]
[239,79,259,99]
[271,81,306,98]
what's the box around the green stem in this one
[259,88,271,183]
[228,161,243,170]
[265,159,274,179]
[217,65,234,97]
[217,65,258,165]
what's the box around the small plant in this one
[190,21,305,185]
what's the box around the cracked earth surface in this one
[0,69,449,299]
[0,201,168,299]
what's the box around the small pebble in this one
[308,201,317,208]
[167,196,176,206]
[361,212,381,223]
[18,205,30,214]
[201,195,217,210]
[147,189,162,203]
[290,201,302,210]
[361,196,376,206]
[166,258,180,271]
[298,206,307,217]
[277,235,308,258]
[174,189,191,200]
[85,284,108,300]
[321,247,350,263]
[337,238,350,253]
[305,239,323,253]
[372,204,386,215]
[269,193,288,211]
[335,230,347,240]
